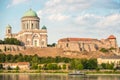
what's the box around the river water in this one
[0,73,120,80]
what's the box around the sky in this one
[0,0,120,45]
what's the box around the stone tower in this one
[6,24,12,38]
[107,35,117,49]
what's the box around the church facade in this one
[6,9,47,48]
[58,35,119,52]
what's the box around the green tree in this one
[0,64,3,70]
[15,66,20,70]
[63,64,66,70]
[101,63,107,69]
[47,63,58,70]
[70,59,83,70]
[0,54,6,63]
[6,54,13,62]
[4,38,21,45]
[100,48,109,53]
[77,63,83,70]
[7,66,12,70]
[87,59,97,69]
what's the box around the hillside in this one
[4,47,115,58]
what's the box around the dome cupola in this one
[23,9,38,17]
[42,25,47,30]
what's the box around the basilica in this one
[5,9,47,48]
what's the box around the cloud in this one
[96,14,120,28]
[37,0,95,22]
[48,13,70,21]
[45,0,61,7]
[36,0,120,44]
[93,0,120,9]
[74,14,103,26]
[7,0,28,8]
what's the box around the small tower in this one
[6,24,12,38]
[41,25,47,30]
[107,35,117,48]
[6,24,12,34]
[41,25,47,47]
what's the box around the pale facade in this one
[97,56,120,66]
[2,62,30,70]
[58,35,118,52]
[6,9,47,48]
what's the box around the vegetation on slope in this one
[0,38,21,45]
[0,53,115,71]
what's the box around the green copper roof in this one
[6,24,11,28]
[42,25,47,30]
[23,9,38,17]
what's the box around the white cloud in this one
[36,0,120,44]
[45,0,61,7]
[48,13,69,21]
[74,14,103,26]
[37,10,43,18]
[37,0,96,22]
[7,0,28,8]
[96,14,120,28]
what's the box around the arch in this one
[31,33,40,47]
[32,33,40,38]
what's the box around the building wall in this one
[97,58,120,65]
[2,62,30,70]
[0,44,25,52]
[57,37,118,52]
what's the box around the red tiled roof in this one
[108,35,116,39]
[58,38,97,42]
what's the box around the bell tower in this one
[6,24,12,38]
[6,24,12,34]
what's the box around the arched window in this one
[31,23,33,29]
[36,23,38,29]
[66,43,69,47]
[35,40,37,46]
[27,23,28,29]
[8,29,10,33]
[41,41,44,45]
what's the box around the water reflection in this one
[0,73,120,80]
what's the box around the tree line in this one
[0,53,115,70]
[0,38,21,45]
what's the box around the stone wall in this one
[57,37,119,52]
[0,44,25,52]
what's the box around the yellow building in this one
[2,62,30,70]
[97,56,120,66]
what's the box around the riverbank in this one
[1,70,120,75]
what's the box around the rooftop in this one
[108,35,116,39]
[59,38,97,42]
[23,9,38,17]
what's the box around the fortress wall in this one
[0,44,25,52]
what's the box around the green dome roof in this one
[42,25,47,30]
[6,24,11,28]
[23,9,38,17]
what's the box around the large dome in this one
[23,9,38,17]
